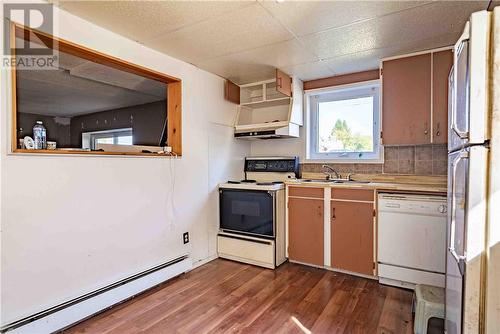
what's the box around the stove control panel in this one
[245,157,299,174]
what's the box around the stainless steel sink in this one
[330,179,371,184]
[297,179,371,184]
[299,179,330,183]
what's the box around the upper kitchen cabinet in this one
[382,53,432,145]
[381,49,453,145]
[276,69,292,97]
[234,70,303,139]
[432,50,453,144]
[224,80,240,104]
[240,81,290,107]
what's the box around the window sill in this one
[11,149,181,158]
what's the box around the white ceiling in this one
[55,1,490,84]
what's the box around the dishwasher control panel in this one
[378,194,447,216]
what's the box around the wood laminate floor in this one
[64,259,414,334]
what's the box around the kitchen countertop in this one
[286,173,447,194]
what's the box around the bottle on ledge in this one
[33,121,47,150]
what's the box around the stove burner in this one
[240,179,257,183]
[227,179,258,184]
[272,181,284,184]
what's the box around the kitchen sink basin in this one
[297,179,371,184]
[330,179,371,184]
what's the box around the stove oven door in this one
[219,188,275,238]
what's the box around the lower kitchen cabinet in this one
[331,198,375,276]
[288,196,324,266]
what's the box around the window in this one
[307,81,382,162]
[84,128,133,150]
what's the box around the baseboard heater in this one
[1,255,191,333]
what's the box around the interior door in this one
[446,149,469,334]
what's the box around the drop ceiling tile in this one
[281,61,334,81]
[196,58,275,84]
[300,1,487,60]
[145,3,294,64]
[228,68,277,85]
[259,0,429,37]
[196,39,318,81]
[323,31,460,76]
[57,1,254,42]
[324,50,381,76]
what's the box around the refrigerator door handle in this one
[451,22,470,140]
[449,150,469,268]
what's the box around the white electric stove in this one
[218,157,299,269]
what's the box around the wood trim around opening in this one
[10,22,182,157]
[10,22,17,153]
[303,69,380,91]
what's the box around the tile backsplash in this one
[301,144,448,176]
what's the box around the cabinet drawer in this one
[218,234,274,269]
[331,188,374,202]
[289,186,324,198]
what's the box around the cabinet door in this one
[432,50,453,144]
[288,197,324,266]
[382,54,432,145]
[331,201,374,275]
[276,69,292,97]
[224,80,240,104]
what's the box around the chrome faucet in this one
[322,165,340,180]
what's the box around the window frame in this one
[306,80,383,163]
[85,128,134,150]
[9,22,182,157]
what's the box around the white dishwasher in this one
[377,193,447,289]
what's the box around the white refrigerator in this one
[446,9,497,334]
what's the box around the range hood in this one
[234,121,299,139]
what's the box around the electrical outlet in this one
[183,232,189,244]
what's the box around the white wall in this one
[0,5,249,325]
[250,127,306,159]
